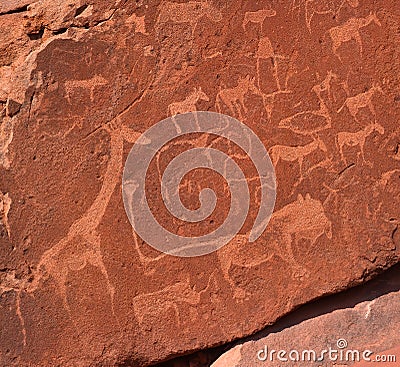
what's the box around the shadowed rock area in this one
[0,0,399,366]
[155,264,400,367]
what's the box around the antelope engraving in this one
[337,83,382,122]
[168,87,209,116]
[242,9,276,30]
[132,277,203,326]
[328,13,381,59]
[269,136,328,182]
[336,123,385,165]
[305,0,359,33]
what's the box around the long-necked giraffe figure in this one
[336,122,385,165]
[27,116,142,327]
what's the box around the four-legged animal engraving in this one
[269,136,328,184]
[336,122,384,165]
[64,75,108,104]
[168,87,209,116]
[328,13,381,59]
[242,9,276,30]
[156,0,222,36]
[337,83,382,122]
[218,194,332,299]
[278,71,336,135]
[28,122,141,327]
[305,0,359,33]
[132,277,202,326]
[216,75,259,119]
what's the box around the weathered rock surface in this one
[1,0,399,366]
[212,288,400,367]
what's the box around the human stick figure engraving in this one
[167,87,209,116]
[328,13,381,60]
[336,122,385,165]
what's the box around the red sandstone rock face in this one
[0,0,399,366]
[211,290,400,367]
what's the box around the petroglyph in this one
[0,191,11,237]
[336,123,384,165]
[328,13,381,59]
[269,136,328,185]
[216,75,259,120]
[256,36,289,93]
[218,194,332,299]
[279,72,335,135]
[337,83,382,122]
[28,120,141,326]
[156,1,222,36]
[64,75,108,104]
[242,9,276,30]
[305,0,359,32]
[168,87,209,116]
[132,277,203,326]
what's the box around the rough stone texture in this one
[211,290,400,367]
[0,0,399,366]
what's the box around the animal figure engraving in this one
[168,87,209,116]
[216,75,259,119]
[64,75,108,103]
[218,194,332,299]
[328,13,381,59]
[132,278,202,326]
[337,83,382,122]
[336,123,384,165]
[28,122,141,327]
[279,71,336,135]
[269,136,328,183]
[242,9,276,30]
[156,1,222,36]
[305,0,359,32]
